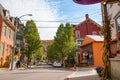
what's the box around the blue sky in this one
[0,0,102,40]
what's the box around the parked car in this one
[48,61,52,65]
[52,61,62,67]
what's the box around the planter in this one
[108,40,117,44]
[116,50,120,53]
[116,32,120,39]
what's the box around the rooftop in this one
[87,35,104,41]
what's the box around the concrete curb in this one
[64,69,100,80]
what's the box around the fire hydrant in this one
[74,64,77,71]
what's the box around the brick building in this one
[0,4,16,67]
[74,14,102,65]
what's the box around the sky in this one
[0,0,102,40]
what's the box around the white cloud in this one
[0,0,60,40]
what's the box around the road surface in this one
[0,64,73,80]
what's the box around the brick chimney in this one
[85,14,89,19]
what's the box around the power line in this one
[21,12,102,23]
[37,27,58,28]
[21,19,80,23]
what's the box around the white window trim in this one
[75,30,80,38]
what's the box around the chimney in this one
[85,14,89,19]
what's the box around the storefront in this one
[80,35,104,67]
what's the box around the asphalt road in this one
[0,64,73,80]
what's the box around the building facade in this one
[41,40,53,59]
[0,4,16,67]
[81,35,104,67]
[74,14,102,65]
[107,2,120,80]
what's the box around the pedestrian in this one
[16,60,20,68]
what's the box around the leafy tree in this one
[24,20,43,67]
[47,23,75,67]
[47,41,61,62]
[63,23,76,66]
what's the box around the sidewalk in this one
[0,67,25,72]
[65,67,100,80]
[0,68,8,71]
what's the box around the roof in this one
[76,18,102,28]
[87,35,104,41]
[81,35,104,47]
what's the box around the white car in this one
[52,61,62,67]
[48,61,52,65]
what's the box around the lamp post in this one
[10,14,32,70]
[18,14,32,19]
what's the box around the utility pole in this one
[101,1,111,79]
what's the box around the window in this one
[3,9,6,16]
[99,31,102,35]
[0,42,5,56]
[75,30,80,38]
[11,31,15,40]
[16,40,20,47]
[76,39,82,45]
[2,26,5,36]
[114,11,120,33]
[92,31,97,35]
[8,29,11,39]
[116,16,120,33]
[110,4,113,8]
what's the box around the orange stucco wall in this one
[93,42,104,67]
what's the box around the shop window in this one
[82,51,94,64]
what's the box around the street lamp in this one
[18,14,32,19]
[10,14,32,70]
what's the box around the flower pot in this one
[116,32,120,39]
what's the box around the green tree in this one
[47,23,75,67]
[64,23,76,66]
[54,24,65,65]
[24,20,43,67]
[47,41,61,62]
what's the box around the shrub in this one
[95,66,103,77]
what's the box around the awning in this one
[73,0,119,5]
[73,0,102,5]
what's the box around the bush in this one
[95,66,103,77]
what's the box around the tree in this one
[24,20,43,67]
[64,23,76,66]
[47,23,75,67]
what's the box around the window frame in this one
[114,11,120,33]
[0,42,5,56]
[75,30,80,38]
[92,31,97,35]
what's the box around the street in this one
[0,63,73,80]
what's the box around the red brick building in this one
[41,40,53,59]
[74,14,102,65]
[0,4,16,67]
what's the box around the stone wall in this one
[110,58,120,80]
